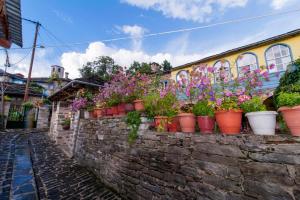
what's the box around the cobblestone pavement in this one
[0,131,121,200]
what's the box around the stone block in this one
[195,143,246,158]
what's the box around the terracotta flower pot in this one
[111,106,118,116]
[102,108,107,116]
[215,110,243,135]
[106,107,113,116]
[278,105,300,136]
[197,116,215,134]
[133,99,145,111]
[154,116,168,132]
[88,111,95,119]
[94,108,103,118]
[125,103,135,113]
[178,113,196,133]
[62,125,70,130]
[168,116,180,132]
[117,103,126,116]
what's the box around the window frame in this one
[176,70,190,85]
[213,59,231,83]
[265,43,293,73]
[236,52,259,77]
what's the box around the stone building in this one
[48,79,101,157]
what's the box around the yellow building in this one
[171,29,300,85]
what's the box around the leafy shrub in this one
[274,59,300,107]
[126,111,141,144]
[22,101,34,110]
[143,92,178,119]
[192,101,214,117]
[240,96,267,113]
[277,92,300,107]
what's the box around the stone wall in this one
[73,117,300,200]
[49,101,78,157]
[37,106,50,129]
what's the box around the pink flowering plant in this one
[71,89,94,112]
[143,80,179,119]
[177,65,215,112]
[214,65,272,111]
[94,69,153,107]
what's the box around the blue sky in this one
[2,0,300,78]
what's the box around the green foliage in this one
[4,95,11,101]
[61,118,71,126]
[192,101,214,117]
[79,56,122,83]
[126,61,152,75]
[43,98,51,105]
[218,96,240,111]
[22,101,34,110]
[274,59,300,107]
[143,92,178,119]
[143,92,159,119]
[30,82,44,93]
[124,95,136,104]
[240,96,267,113]
[162,60,172,72]
[277,92,300,107]
[107,94,121,107]
[126,111,141,144]
[9,111,22,121]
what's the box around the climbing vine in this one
[125,111,141,145]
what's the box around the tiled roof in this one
[4,82,43,97]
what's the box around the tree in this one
[126,61,152,75]
[162,60,172,72]
[79,56,122,84]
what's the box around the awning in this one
[0,0,22,48]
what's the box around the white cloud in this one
[118,25,147,50]
[121,0,248,22]
[0,48,56,78]
[53,10,73,24]
[60,41,205,78]
[271,0,298,10]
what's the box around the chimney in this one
[65,72,69,79]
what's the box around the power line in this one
[4,7,300,50]
[9,49,32,66]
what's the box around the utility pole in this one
[24,21,40,101]
[1,49,10,129]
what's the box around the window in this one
[176,70,189,86]
[214,60,231,83]
[237,53,258,76]
[265,44,292,73]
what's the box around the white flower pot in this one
[245,111,278,135]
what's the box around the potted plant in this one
[124,95,135,113]
[176,65,215,133]
[144,91,168,132]
[166,109,180,133]
[117,101,126,116]
[277,92,300,136]
[132,73,152,112]
[192,100,215,134]
[241,96,277,135]
[61,117,71,130]
[214,66,271,135]
[107,98,119,116]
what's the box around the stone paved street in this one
[0,131,121,200]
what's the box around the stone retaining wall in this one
[72,117,300,200]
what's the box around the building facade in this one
[171,29,300,91]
